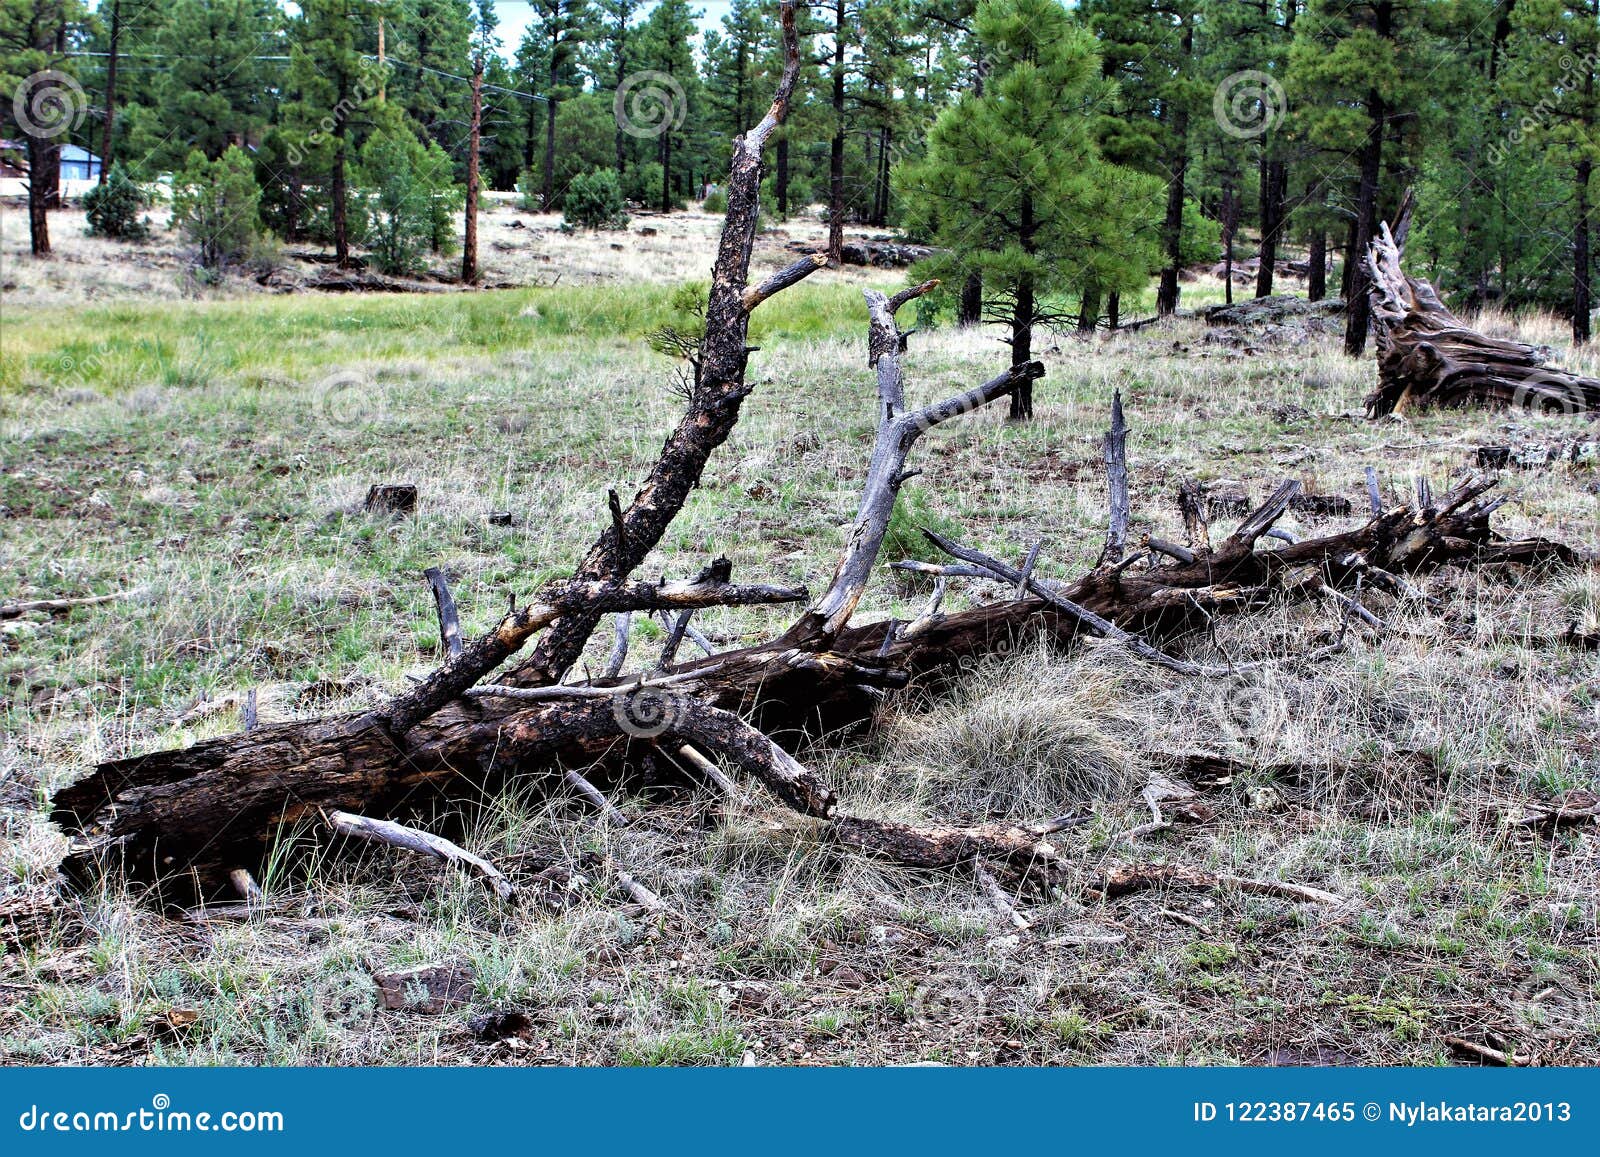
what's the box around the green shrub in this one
[83,166,151,240]
[622,162,663,206]
[171,146,261,271]
[701,187,727,214]
[356,129,463,275]
[516,168,543,212]
[561,169,629,231]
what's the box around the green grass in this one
[3,281,1599,1067]
[0,280,870,396]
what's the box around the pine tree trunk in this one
[1344,2,1393,357]
[1107,292,1120,330]
[1156,24,1193,316]
[463,58,483,285]
[828,0,846,264]
[1008,276,1034,420]
[1308,229,1327,301]
[1157,137,1188,316]
[660,129,672,213]
[332,131,349,268]
[957,273,982,326]
[543,90,558,211]
[1255,159,1286,298]
[1574,158,1592,345]
[99,0,120,185]
[1077,288,1100,333]
[26,136,54,256]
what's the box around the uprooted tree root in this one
[40,8,1592,930]
[1364,188,1600,417]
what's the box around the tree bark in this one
[1344,1,1392,357]
[1156,22,1192,317]
[1308,228,1327,301]
[462,56,483,285]
[957,272,982,326]
[1255,158,1286,298]
[26,135,56,256]
[1574,157,1592,346]
[99,0,121,185]
[331,128,349,268]
[827,0,846,264]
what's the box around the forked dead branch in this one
[45,7,1586,918]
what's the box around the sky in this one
[490,1,736,60]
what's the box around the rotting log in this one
[51,463,1574,895]
[1365,189,1600,417]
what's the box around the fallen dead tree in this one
[47,9,1586,908]
[1365,190,1600,416]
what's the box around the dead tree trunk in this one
[1364,189,1600,416]
[46,10,1586,904]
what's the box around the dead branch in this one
[325,810,516,902]
[1087,863,1345,906]
[423,567,463,657]
[1,588,143,620]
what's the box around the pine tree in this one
[0,0,88,255]
[390,0,474,163]
[637,0,699,213]
[589,0,642,179]
[1083,0,1203,316]
[896,0,1162,419]
[1502,0,1600,343]
[280,0,385,266]
[139,0,278,169]
[523,0,592,210]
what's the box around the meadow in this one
[1,205,1597,1066]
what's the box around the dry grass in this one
[1,221,1598,1066]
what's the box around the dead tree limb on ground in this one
[1364,189,1600,417]
[44,7,1587,905]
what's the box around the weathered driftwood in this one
[1365,190,1600,416]
[42,9,1586,907]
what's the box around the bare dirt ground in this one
[1,206,1597,1067]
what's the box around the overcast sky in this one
[489,1,735,60]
